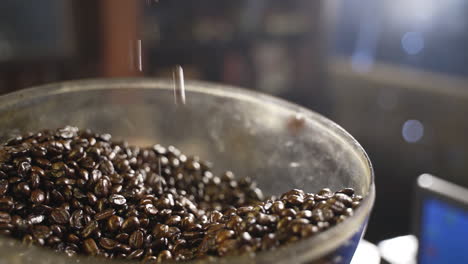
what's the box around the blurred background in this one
[1,0,468,259]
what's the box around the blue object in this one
[419,198,468,263]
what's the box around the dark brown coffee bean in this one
[95,208,115,221]
[0,128,360,261]
[166,215,181,226]
[279,208,296,218]
[18,161,31,177]
[277,216,292,230]
[237,206,254,216]
[27,214,45,224]
[99,160,115,175]
[50,225,63,237]
[285,194,304,206]
[109,194,126,205]
[157,250,172,262]
[32,225,52,239]
[334,193,353,206]
[152,224,169,239]
[107,215,124,232]
[215,229,235,243]
[297,210,313,219]
[300,225,319,237]
[83,238,99,256]
[271,201,285,214]
[115,233,130,243]
[82,220,99,238]
[122,216,140,233]
[129,230,144,249]
[217,239,238,257]
[261,233,278,250]
[208,210,223,223]
[67,234,80,244]
[128,249,144,259]
[50,209,70,224]
[94,179,110,197]
[99,237,118,250]
[0,212,11,224]
[0,197,14,211]
[317,221,330,231]
[47,236,62,245]
[31,166,45,177]
[206,223,225,235]
[116,243,132,253]
[338,188,355,197]
[0,179,8,196]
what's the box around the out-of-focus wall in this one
[328,57,468,242]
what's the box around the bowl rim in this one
[0,77,375,263]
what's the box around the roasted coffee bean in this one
[271,201,285,214]
[338,188,355,197]
[279,208,296,218]
[166,215,181,226]
[0,127,361,261]
[0,212,11,224]
[115,233,130,243]
[99,237,118,250]
[122,216,140,233]
[83,238,99,256]
[0,179,8,196]
[27,214,45,224]
[32,225,52,239]
[0,197,14,211]
[128,249,144,259]
[152,224,170,239]
[215,229,235,243]
[82,220,99,238]
[107,215,124,232]
[217,239,238,257]
[129,230,144,249]
[157,250,172,262]
[50,225,63,237]
[50,209,70,224]
[109,194,126,205]
[300,225,319,237]
[18,161,31,177]
[95,208,115,221]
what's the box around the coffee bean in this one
[129,230,144,249]
[27,214,45,224]
[95,208,115,221]
[0,179,8,196]
[166,215,181,226]
[107,215,124,232]
[0,212,11,224]
[0,197,14,211]
[157,250,172,261]
[83,238,99,256]
[99,237,118,250]
[122,216,140,233]
[215,229,235,244]
[115,233,130,243]
[50,209,70,224]
[0,127,361,261]
[152,224,170,239]
[128,249,144,259]
[82,220,99,238]
[32,225,52,239]
[109,194,126,205]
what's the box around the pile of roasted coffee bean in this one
[0,126,362,262]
